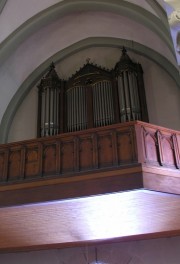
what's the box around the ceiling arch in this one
[0,0,175,66]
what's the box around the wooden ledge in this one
[0,163,180,206]
[1,190,180,252]
[142,165,180,194]
[0,165,143,206]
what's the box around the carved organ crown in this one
[37,48,148,137]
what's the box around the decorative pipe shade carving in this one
[37,48,148,137]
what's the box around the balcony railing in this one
[0,121,179,184]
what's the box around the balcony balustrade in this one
[0,121,179,206]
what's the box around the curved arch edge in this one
[0,0,176,65]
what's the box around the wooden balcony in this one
[0,121,180,252]
[0,121,180,206]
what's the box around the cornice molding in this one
[0,0,176,65]
[0,37,179,144]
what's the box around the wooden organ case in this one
[37,48,149,137]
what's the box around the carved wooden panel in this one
[97,134,113,168]
[177,134,180,151]
[43,144,56,175]
[79,137,93,171]
[173,134,180,168]
[25,148,39,178]
[117,132,133,164]
[144,132,159,165]
[0,153,5,181]
[160,136,175,167]
[0,121,179,185]
[61,140,74,173]
[8,150,21,180]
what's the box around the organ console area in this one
[37,48,149,137]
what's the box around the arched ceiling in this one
[0,0,179,65]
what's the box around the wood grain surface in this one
[0,190,180,252]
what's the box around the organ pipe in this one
[37,50,148,137]
[115,47,148,122]
[66,86,87,132]
[92,80,114,127]
[37,63,63,137]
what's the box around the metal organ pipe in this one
[124,71,131,121]
[93,84,97,127]
[103,82,107,125]
[67,86,87,132]
[73,88,75,131]
[98,84,102,126]
[128,72,134,119]
[109,82,114,124]
[44,88,48,136]
[52,88,55,135]
[37,50,148,138]
[92,81,114,127]
[115,47,147,123]
[78,88,80,130]
[101,82,106,126]
[76,87,79,131]
[67,89,71,132]
[41,90,45,137]
[56,88,59,134]
[132,73,141,120]
[103,82,107,126]
[106,81,110,125]
[118,75,126,122]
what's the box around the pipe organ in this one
[66,86,87,132]
[37,48,148,137]
[37,63,63,137]
[92,80,114,127]
[115,48,142,122]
